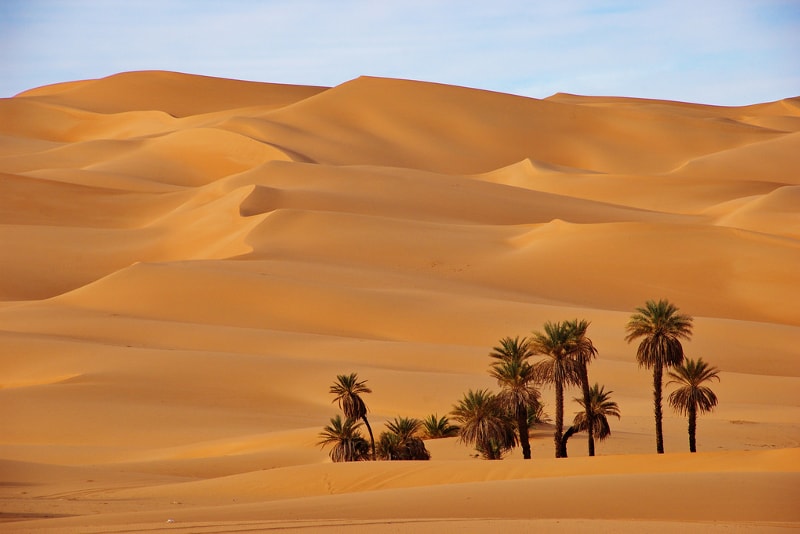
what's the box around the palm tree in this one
[377,416,430,460]
[562,383,621,457]
[573,383,621,440]
[531,321,582,458]
[566,319,599,456]
[625,299,693,454]
[667,358,720,453]
[317,415,370,462]
[450,389,517,460]
[421,414,460,439]
[330,373,376,459]
[489,336,540,459]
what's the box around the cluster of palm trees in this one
[319,299,721,462]
[319,372,431,462]
[453,319,617,459]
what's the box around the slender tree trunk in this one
[555,380,564,458]
[517,404,531,459]
[362,416,376,460]
[579,364,594,456]
[560,425,577,458]
[688,404,697,453]
[653,365,664,454]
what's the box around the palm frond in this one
[451,389,516,459]
[572,383,621,441]
[667,358,720,416]
[317,415,370,462]
[421,414,460,439]
[329,372,371,420]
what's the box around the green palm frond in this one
[572,383,621,441]
[566,318,598,366]
[318,415,370,462]
[385,416,423,440]
[625,299,693,369]
[329,372,371,420]
[451,389,517,459]
[668,358,720,416]
[421,414,460,439]
[490,336,533,362]
[490,357,540,413]
[378,416,430,461]
[530,321,583,386]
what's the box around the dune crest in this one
[1,71,798,532]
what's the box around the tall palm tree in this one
[667,358,720,453]
[377,416,430,460]
[531,321,582,458]
[450,389,517,460]
[317,415,370,462]
[566,319,599,456]
[330,373,376,459]
[625,299,693,454]
[489,336,540,459]
[421,414,460,439]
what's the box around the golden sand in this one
[1,71,798,532]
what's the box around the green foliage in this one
[451,389,517,460]
[317,415,370,462]
[530,321,583,388]
[667,358,720,416]
[377,416,430,461]
[625,299,693,370]
[421,414,460,439]
[329,372,372,420]
[572,383,621,441]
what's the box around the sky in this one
[1,0,798,105]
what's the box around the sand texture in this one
[1,71,799,532]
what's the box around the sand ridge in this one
[1,71,798,532]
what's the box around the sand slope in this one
[1,71,798,532]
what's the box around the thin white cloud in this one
[1,0,797,104]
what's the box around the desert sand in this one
[1,71,798,532]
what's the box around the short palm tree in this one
[421,414,459,439]
[317,415,370,462]
[377,416,430,460]
[566,319,599,456]
[668,358,720,453]
[531,321,583,458]
[625,299,693,454]
[451,389,517,460]
[573,383,621,440]
[329,373,376,459]
[489,336,540,459]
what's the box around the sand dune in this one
[1,71,798,532]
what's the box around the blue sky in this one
[1,0,798,104]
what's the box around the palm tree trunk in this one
[555,380,564,458]
[517,404,531,459]
[560,425,577,458]
[579,364,594,456]
[362,416,376,460]
[653,365,664,454]
[688,404,697,453]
